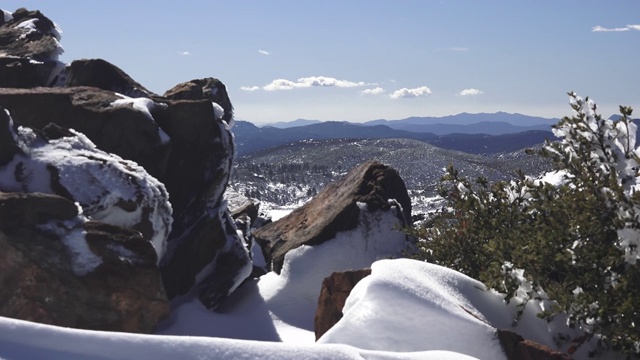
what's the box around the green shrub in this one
[409,93,640,356]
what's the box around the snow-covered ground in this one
[0,206,611,360]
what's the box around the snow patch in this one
[16,18,38,38]
[212,102,224,120]
[59,227,101,276]
[2,9,12,23]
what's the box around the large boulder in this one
[0,72,250,310]
[254,161,412,273]
[0,8,65,87]
[0,191,168,333]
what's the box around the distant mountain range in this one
[233,114,557,156]
[363,112,557,127]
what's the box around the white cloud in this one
[361,87,385,95]
[258,49,271,55]
[263,79,298,91]
[178,51,191,56]
[389,86,432,99]
[240,86,260,91]
[263,76,366,91]
[592,24,640,32]
[459,88,483,96]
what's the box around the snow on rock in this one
[0,113,172,261]
[254,161,413,274]
[318,259,508,358]
[258,204,410,342]
[110,95,170,144]
[0,8,66,87]
[160,203,409,344]
[0,191,169,333]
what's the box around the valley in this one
[230,135,553,213]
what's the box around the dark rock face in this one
[0,87,171,178]
[498,329,573,360]
[0,8,64,88]
[65,59,155,98]
[0,192,168,333]
[254,161,412,273]
[314,269,372,340]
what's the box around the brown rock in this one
[314,269,372,340]
[254,161,412,273]
[0,192,168,333]
[164,78,234,122]
[65,59,155,98]
[498,329,573,360]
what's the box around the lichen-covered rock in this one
[254,161,412,273]
[0,191,168,333]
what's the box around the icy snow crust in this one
[0,123,172,261]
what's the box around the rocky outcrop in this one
[0,192,168,333]
[254,161,412,273]
[498,329,573,360]
[0,8,64,87]
[0,7,252,312]
[314,269,371,340]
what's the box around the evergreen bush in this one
[409,93,640,356]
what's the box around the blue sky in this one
[4,1,639,124]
